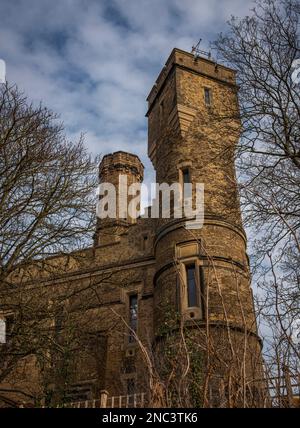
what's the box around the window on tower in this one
[182,168,190,184]
[126,377,136,404]
[0,313,14,345]
[180,167,192,203]
[204,87,212,106]
[127,378,135,395]
[177,260,205,320]
[186,264,198,307]
[141,234,149,251]
[128,294,138,343]
[159,99,165,122]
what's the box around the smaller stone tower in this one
[95,151,144,246]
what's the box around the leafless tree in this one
[0,83,101,404]
[0,83,99,277]
[213,0,300,401]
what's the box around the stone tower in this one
[147,49,263,405]
[0,48,267,408]
[95,151,144,245]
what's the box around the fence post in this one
[100,390,109,408]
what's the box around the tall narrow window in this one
[129,294,138,343]
[186,264,198,307]
[160,100,165,124]
[199,266,205,316]
[182,168,190,184]
[4,314,14,343]
[142,234,148,251]
[181,167,191,202]
[204,88,212,106]
[127,378,135,395]
[54,307,64,340]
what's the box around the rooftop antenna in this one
[191,39,211,60]
[209,42,219,71]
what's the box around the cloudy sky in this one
[0,0,255,185]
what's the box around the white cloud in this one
[0,0,255,183]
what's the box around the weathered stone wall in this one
[146,48,263,400]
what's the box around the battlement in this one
[146,48,237,116]
[99,151,144,183]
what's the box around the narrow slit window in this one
[186,264,198,307]
[182,168,190,184]
[127,378,135,395]
[142,235,148,251]
[160,100,165,121]
[4,314,15,343]
[129,294,138,343]
[204,88,212,106]
[181,167,192,203]
[199,266,205,316]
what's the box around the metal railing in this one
[267,373,300,407]
[61,391,146,408]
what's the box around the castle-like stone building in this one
[0,48,265,408]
